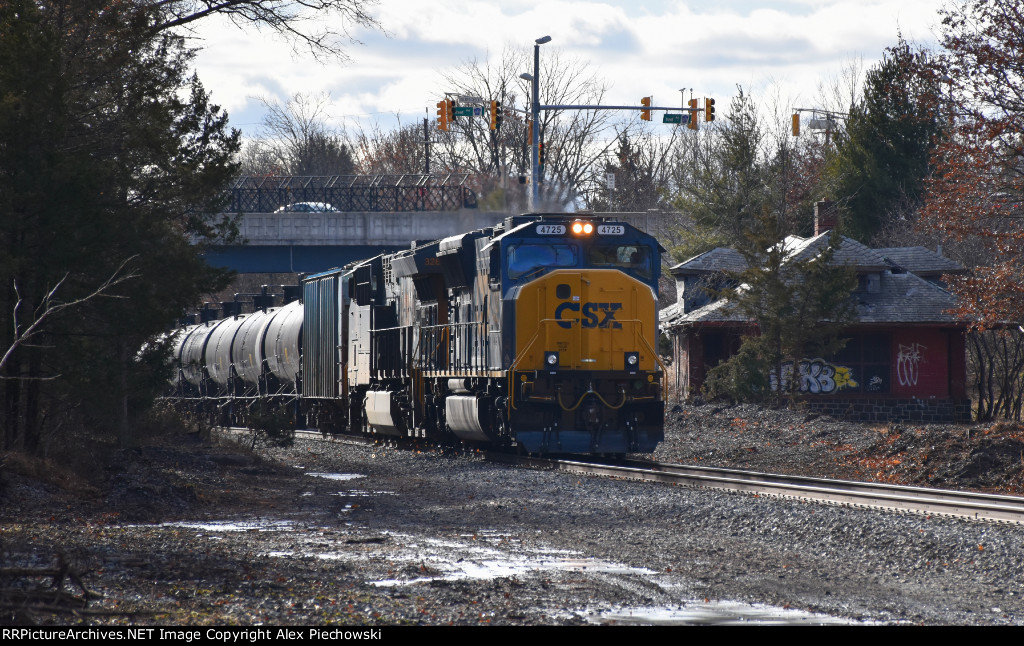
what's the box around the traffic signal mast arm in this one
[538,103,697,112]
[790,107,848,137]
[436,100,705,119]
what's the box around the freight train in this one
[169,213,665,454]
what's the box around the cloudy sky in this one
[187,0,947,139]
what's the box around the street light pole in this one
[531,36,550,211]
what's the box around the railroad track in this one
[487,453,1024,525]
[235,427,1024,525]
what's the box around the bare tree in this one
[238,138,285,176]
[584,124,681,211]
[434,46,618,209]
[814,55,864,118]
[354,120,429,175]
[246,92,356,176]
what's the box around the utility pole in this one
[523,37,699,209]
[530,36,548,210]
[423,116,431,174]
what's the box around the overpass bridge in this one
[203,209,509,273]
[204,174,489,273]
[203,174,671,274]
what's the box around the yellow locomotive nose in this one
[513,269,659,373]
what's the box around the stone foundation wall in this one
[802,397,973,423]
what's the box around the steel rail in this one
[487,453,1024,525]
[223,427,1024,524]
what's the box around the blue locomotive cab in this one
[498,216,660,293]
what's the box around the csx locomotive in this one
[170,213,665,454]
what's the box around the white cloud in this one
[187,0,945,136]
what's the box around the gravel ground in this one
[658,403,1024,493]
[2,403,1024,625]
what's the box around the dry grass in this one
[1,450,100,497]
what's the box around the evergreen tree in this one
[666,89,857,403]
[826,40,942,242]
[0,1,240,452]
[703,220,857,404]
[670,88,773,261]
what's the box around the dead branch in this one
[147,0,382,62]
[1,257,140,376]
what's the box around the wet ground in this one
[2,404,1024,625]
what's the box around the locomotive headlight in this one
[571,220,594,235]
[625,352,639,373]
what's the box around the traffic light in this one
[436,99,449,131]
[641,96,652,121]
[687,98,698,130]
[791,113,800,136]
[490,100,502,130]
[539,142,545,166]
[705,97,716,122]
[447,99,457,123]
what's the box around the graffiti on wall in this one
[896,343,926,387]
[769,359,859,394]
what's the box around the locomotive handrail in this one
[632,322,668,374]
[418,321,490,372]
[416,324,450,371]
[509,318,563,411]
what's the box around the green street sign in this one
[454,106,474,117]
[663,114,682,124]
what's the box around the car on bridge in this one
[274,202,337,213]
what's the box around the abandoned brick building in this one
[660,208,971,422]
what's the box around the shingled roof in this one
[661,235,962,328]
[873,246,966,276]
[670,247,747,275]
[783,232,890,269]
[854,272,959,323]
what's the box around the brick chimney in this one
[814,201,838,236]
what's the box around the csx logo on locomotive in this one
[554,302,623,329]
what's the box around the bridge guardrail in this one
[228,175,477,213]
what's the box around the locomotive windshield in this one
[586,245,653,279]
[507,244,578,279]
